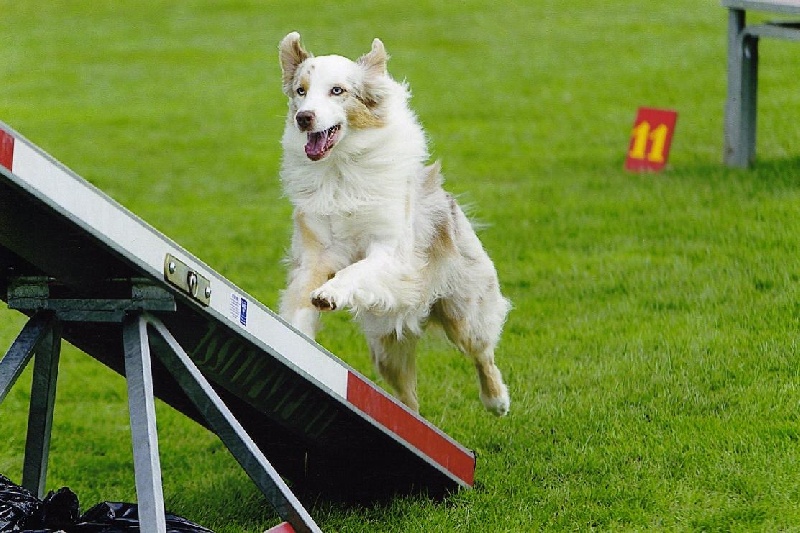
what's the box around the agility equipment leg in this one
[123,314,168,533]
[123,313,321,533]
[0,312,61,499]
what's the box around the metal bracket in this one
[164,254,211,306]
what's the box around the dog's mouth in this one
[305,124,341,161]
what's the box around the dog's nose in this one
[296,111,315,131]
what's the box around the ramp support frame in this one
[0,278,315,533]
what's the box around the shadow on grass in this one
[670,156,800,188]
[165,466,470,532]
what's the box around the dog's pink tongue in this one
[305,131,328,160]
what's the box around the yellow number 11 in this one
[629,121,669,163]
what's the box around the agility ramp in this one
[0,121,475,532]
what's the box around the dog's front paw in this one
[311,277,391,314]
[310,282,347,312]
[311,293,336,311]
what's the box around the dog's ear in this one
[279,32,311,96]
[357,38,391,109]
[357,38,388,77]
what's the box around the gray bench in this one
[723,0,800,167]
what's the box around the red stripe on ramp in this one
[347,372,475,486]
[0,130,14,171]
[263,522,295,533]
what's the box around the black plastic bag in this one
[0,474,40,530]
[76,501,214,532]
[0,474,214,532]
[35,487,81,530]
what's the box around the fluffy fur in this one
[277,32,511,416]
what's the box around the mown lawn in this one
[2,1,800,531]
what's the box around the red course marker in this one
[625,107,678,172]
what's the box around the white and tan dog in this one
[277,32,510,416]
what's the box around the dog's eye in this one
[296,87,306,96]
[330,86,345,96]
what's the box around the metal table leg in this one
[724,8,759,167]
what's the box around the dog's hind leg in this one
[368,332,420,412]
[435,294,511,417]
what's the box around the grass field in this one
[2,1,800,531]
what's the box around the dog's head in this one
[279,32,394,161]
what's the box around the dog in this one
[277,32,510,416]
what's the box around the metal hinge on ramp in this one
[164,253,211,306]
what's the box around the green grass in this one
[3,0,800,531]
